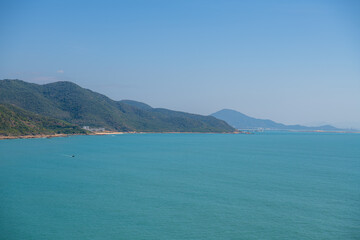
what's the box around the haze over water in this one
[1,132,359,239]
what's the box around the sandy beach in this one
[93,131,126,135]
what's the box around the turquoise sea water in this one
[0,132,359,239]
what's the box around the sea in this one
[0,132,359,240]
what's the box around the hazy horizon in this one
[1,0,359,129]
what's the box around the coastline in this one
[0,133,71,140]
[1,130,358,140]
[0,131,239,140]
[93,131,126,135]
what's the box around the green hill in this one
[0,79,235,133]
[0,104,88,136]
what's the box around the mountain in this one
[121,100,153,110]
[0,79,234,133]
[0,104,87,136]
[211,109,341,131]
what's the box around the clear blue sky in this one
[1,0,359,128]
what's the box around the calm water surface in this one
[0,133,359,239]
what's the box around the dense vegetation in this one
[0,104,88,136]
[0,79,235,133]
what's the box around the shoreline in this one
[0,131,238,140]
[0,133,71,140]
[92,131,126,135]
[1,130,358,140]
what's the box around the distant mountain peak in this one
[211,109,341,131]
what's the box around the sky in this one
[0,0,359,129]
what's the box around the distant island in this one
[0,79,234,138]
[211,109,348,131]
